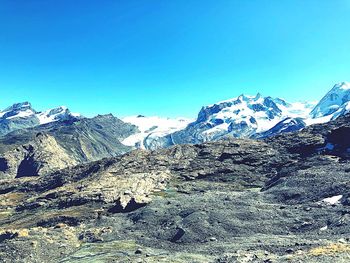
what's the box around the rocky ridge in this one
[0,114,138,179]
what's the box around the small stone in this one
[286,248,294,254]
[338,238,347,244]
[54,223,67,229]
[30,241,37,248]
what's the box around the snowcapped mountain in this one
[37,106,80,124]
[134,82,350,150]
[195,94,315,139]
[310,82,350,121]
[141,94,315,149]
[0,102,80,136]
[121,115,192,149]
[2,81,350,149]
[0,102,36,119]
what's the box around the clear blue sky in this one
[0,0,349,118]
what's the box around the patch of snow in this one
[322,195,343,205]
[0,110,9,118]
[320,225,328,231]
[6,109,35,119]
[304,114,334,125]
[122,116,193,148]
[37,106,71,124]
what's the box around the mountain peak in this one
[37,106,75,124]
[310,81,350,119]
[0,101,36,120]
[0,103,81,135]
[255,93,262,100]
[3,101,34,113]
[333,81,350,90]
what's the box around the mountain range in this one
[1,83,348,147]
[0,81,349,175]
[1,81,350,262]
[1,99,350,262]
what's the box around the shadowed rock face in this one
[1,115,350,262]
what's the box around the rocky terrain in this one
[0,112,350,262]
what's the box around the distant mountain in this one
[2,81,350,157]
[0,113,138,179]
[0,102,80,136]
[141,94,315,149]
[135,82,350,150]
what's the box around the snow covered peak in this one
[0,102,78,123]
[186,94,316,141]
[197,94,292,128]
[0,102,36,119]
[37,106,76,124]
[336,81,350,90]
[310,81,350,119]
[3,101,33,112]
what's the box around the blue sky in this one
[0,0,349,118]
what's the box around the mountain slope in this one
[121,115,192,149]
[310,82,350,121]
[254,117,307,139]
[0,114,138,179]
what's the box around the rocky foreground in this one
[1,115,350,262]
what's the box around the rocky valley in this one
[0,107,350,262]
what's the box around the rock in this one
[135,248,143,254]
[338,238,347,244]
[79,230,104,243]
[285,248,294,254]
[170,228,186,243]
